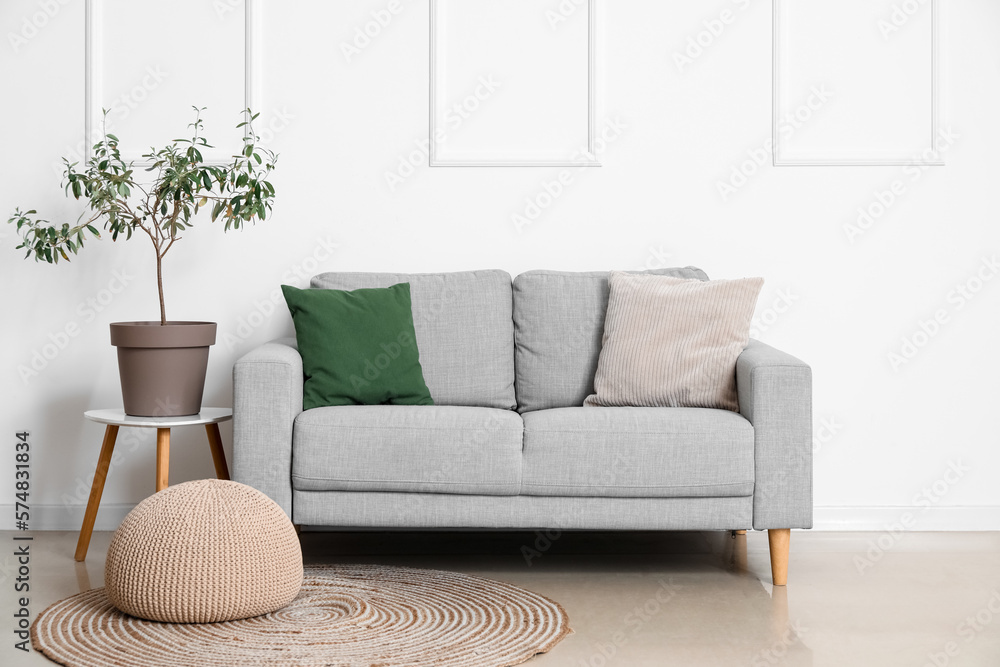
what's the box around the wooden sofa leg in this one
[768,529,790,586]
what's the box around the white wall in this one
[1,0,998,531]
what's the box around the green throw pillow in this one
[281,283,434,410]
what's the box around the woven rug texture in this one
[31,564,571,667]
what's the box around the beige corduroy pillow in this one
[584,271,763,412]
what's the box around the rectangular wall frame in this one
[430,0,599,167]
[85,0,261,165]
[773,0,943,166]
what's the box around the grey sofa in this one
[233,268,812,584]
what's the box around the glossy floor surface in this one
[2,530,998,666]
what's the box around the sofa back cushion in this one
[512,267,709,412]
[310,270,516,409]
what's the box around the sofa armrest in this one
[736,339,812,530]
[232,337,302,518]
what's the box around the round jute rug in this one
[31,564,571,667]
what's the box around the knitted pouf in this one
[104,479,302,623]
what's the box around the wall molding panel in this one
[773,0,943,166]
[85,0,261,165]
[429,0,600,167]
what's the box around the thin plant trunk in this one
[156,251,166,325]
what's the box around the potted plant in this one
[8,107,278,416]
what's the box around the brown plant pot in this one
[110,322,217,417]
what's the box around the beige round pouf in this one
[105,479,302,623]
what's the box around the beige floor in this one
[2,530,998,666]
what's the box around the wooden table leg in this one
[156,428,170,492]
[75,425,119,562]
[205,423,230,481]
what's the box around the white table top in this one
[84,408,232,428]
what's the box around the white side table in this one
[75,408,233,561]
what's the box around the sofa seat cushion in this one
[292,405,524,496]
[521,407,754,498]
